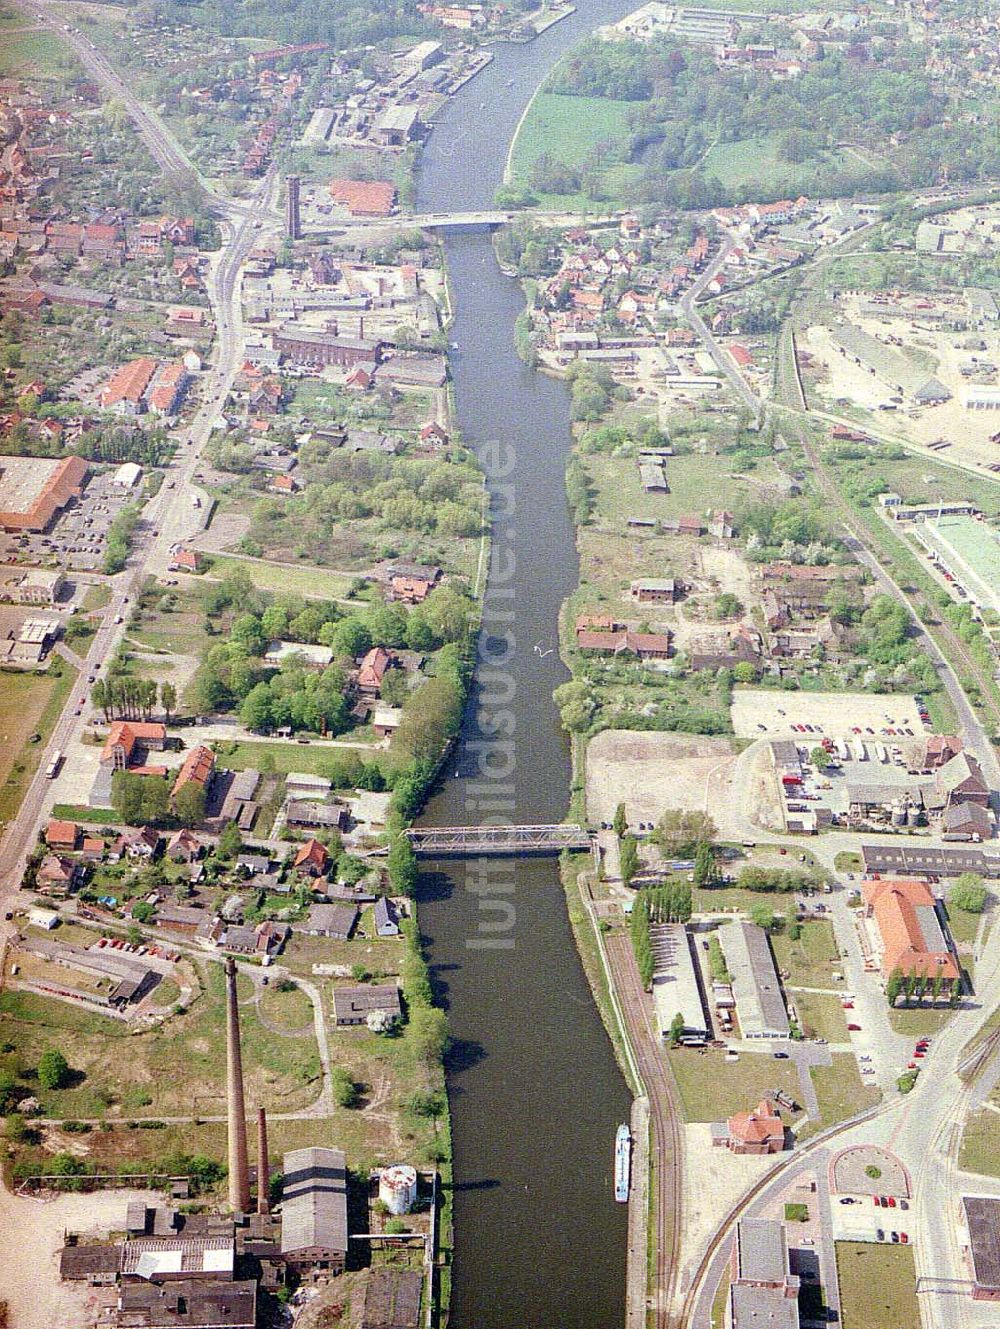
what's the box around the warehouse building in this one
[728,1218,800,1329]
[649,924,708,1040]
[963,1196,1000,1300]
[718,921,788,1039]
[280,1147,349,1278]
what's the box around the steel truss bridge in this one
[405,824,592,857]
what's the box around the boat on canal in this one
[614,1123,631,1202]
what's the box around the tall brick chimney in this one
[225,957,250,1212]
[256,1106,270,1215]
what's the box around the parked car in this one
[847,1023,862,1031]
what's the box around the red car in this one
[887,1197,897,1208]
[842,1001,855,1009]
[900,1232,909,1244]
[847,1023,862,1031]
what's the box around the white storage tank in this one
[379,1164,418,1216]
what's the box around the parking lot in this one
[731,690,925,739]
[13,472,137,571]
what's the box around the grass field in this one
[206,556,358,602]
[791,991,849,1043]
[945,901,987,948]
[0,961,321,1118]
[887,1006,955,1037]
[771,920,841,989]
[835,1242,919,1329]
[960,1108,1000,1177]
[0,28,79,76]
[809,1054,880,1128]
[0,661,76,828]
[668,1048,805,1124]
[508,91,633,191]
[211,737,382,778]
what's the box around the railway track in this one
[606,933,684,1328]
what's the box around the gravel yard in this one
[730,690,923,740]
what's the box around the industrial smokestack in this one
[256,1106,270,1215]
[225,957,251,1213]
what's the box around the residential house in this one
[166,828,203,863]
[357,646,394,696]
[36,853,78,896]
[171,746,215,805]
[100,721,167,772]
[292,838,330,878]
[332,984,402,1027]
[44,819,79,851]
[861,877,960,982]
[304,902,358,940]
[712,1099,787,1155]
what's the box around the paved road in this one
[679,241,759,416]
[0,117,279,896]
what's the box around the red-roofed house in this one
[171,745,215,803]
[861,878,960,983]
[292,838,329,877]
[328,178,396,217]
[45,819,79,851]
[357,646,393,696]
[100,721,167,772]
[713,1099,786,1155]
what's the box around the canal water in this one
[413,5,636,1326]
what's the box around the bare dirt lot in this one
[585,730,736,827]
[730,690,922,739]
[0,1184,160,1329]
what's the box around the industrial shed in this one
[280,1147,349,1277]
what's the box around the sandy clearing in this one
[585,730,736,828]
[0,1185,161,1329]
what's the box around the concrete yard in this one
[730,690,923,740]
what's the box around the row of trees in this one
[92,678,176,723]
[886,967,962,1008]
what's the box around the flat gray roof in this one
[729,1282,800,1329]
[736,1218,788,1283]
[965,1196,1000,1289]
[719,921,788,1038]
[281,1147,348,1256]
[650,924,707,1038]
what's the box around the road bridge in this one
[406,824,591,856]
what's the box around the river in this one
[413,5,638,1326]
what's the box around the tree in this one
[409,1005,449,1068]
[950,873,988,915]
[693,841,716,889]
[619,834,639,888]
[668,1011,685,1047]
[749,901,775,932]
[37,1049,70,1091]
[387,835,418,898]
[654,810,718,858]
[160,681,177,722]
[331,1067,358,1108]
[613,802,628,840]
[0,1070,18,1114]
[367,1008,398,1034]
[131,902,154,924]
[174,782,206,827]
[810,746,830,770]
[217,820,242,860]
